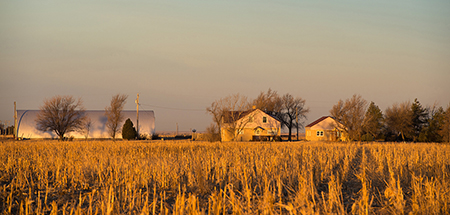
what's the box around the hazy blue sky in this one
[1,0,449,132]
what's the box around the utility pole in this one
[296,107,299,141]
[14,102,17,140]
[135,93,139,139]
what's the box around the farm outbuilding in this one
[15,110,155,139]
[305,116,347,141]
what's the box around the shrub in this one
[204,123,221,142]
[151,133,160,140]
[361,133,374,141]
[122,118,137,140]
[274,135,282,142]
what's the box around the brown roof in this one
[305,116,331,128]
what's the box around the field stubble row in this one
[0,140,449,214]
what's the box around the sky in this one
[1,0,450,133]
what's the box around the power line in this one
[139,103,205,112]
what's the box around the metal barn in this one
[15,110,155,139]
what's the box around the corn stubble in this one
[0,140,449,214]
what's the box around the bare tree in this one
[222,109,254,141]
[384,101,413,141]
[206,93,251,141]
[278,94,309,141]
[36,95,87,140]
[252,88,283,115]
[0,122,4,135]
[83,118,92,141]
[204,123,221,142]
[105,94,128,140]
[330,94,368,141]
[206,100,225,134]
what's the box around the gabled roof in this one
[222,108,280,124]
[222,109,254,123]
[305,116,332,128]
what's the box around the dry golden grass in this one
[0,140,449,214]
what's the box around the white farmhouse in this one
[221,108,281,141]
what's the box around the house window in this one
[255,129,260,135]
[263,116,267,123]
[316,131,324,137]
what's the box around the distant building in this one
[221,108,281,141]
[15,110,155,139]
[305,116,346,141]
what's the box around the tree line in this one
[0,123,14,136]
[35,94,137,140]
[330,94,450,142]
[32,92,450,142]
[207,90,450,143]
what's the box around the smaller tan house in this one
[305,116,346,141]
[221,108,281,142]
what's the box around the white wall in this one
[16,110,155,139]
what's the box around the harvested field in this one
[0,140,449,214]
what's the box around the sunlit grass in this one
[0,140,449,214]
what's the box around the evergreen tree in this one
[363,101,384,140]
[440,104,450,142]
[411,98,428,142]
[122,118,137,140]
[419,106,445,142]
